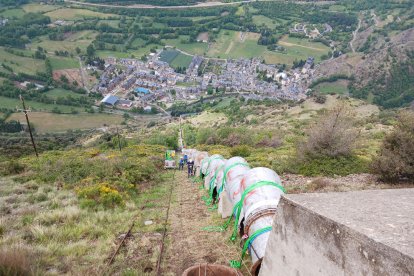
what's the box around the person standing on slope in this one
[187,159,194,177]
[179,157,184,171]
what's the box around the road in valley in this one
[64,0,337,10]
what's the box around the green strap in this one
[230,180,285,241]
[230,226,272,268]
[220,162,250,196]
[205,156,224,177]
[206,164,225,205]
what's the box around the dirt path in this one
[350,18,362,53]
[279,40,326,51]
[225,41,235,55]
[65,0,337,9]
[64,0,256,10]
[161,171,251,275]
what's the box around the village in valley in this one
[95,49,315,112]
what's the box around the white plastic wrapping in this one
[241,167,283,219]
[203,155,225,190]
[240,167,283,266]
[194,151,208,169]
[223,157,250,206]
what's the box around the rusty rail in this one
[107,221,135,266]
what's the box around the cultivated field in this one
[96,43,159,59]
[203,31,330,64]
[0,47,46,75]
[44,8,118,21]
[315,80,349,95]
[49,57,80,70]
[163,36,208,56]
[0,8,25,18]
[264,35,331,64]
[21,3,61,13]
[0,96,84,113]
[44,88,86,99]
[30,31,98,54]
[159,49,193,68]
[7,112,124,133]
[252,15,279,29]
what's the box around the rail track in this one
[105,170,176,274]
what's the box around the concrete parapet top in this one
[286,188,414,258]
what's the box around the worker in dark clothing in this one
[187,159,194,177]
[183,154,188,164]
[179,157,184,171]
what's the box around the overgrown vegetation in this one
[372,111,414,182]
[350,52,414,108]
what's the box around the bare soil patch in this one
[53,69,82,84]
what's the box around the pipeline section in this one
[185,149,285,275]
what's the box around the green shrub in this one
[230,145,251,157]
[36,193,48,202]
[296,155,369,176]
[24,145,164,209]
[372,111,414,182]
[0,160,25,176]
[77,184,124,208]
[298,104,358,158]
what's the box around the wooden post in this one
[20,95,38,158]
[116,127,122,152]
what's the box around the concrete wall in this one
[259,196,414,276]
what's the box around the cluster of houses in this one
[95,49,317,111]
[290,23,333,39]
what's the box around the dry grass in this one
[306,178,332,192]
[0,170,175,275]
[0,247,34,276]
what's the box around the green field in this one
[329,5,347,12]
[131,38,146,48]
[159,49,179,63]
[30,31,98,54]
[50,57,80,70]
[45,8,118,21]
[159,49,193,68]
[97,43,159,59]
[0,96,84,113]
[264,35,331,65]
[44,88,86,99]
[315,81,349,95]
[252,15,279,29]
[22,3,61,13]
[202,31,330,65]
[0,8,25,18]
[163,36,208,56]
[206,31,266,59]
[98,19,121,28]
[170,53,193,68]
[0,47,46,75]
[8,112,124,133]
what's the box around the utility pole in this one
[19,95,38,158]
[116,126,122,152]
